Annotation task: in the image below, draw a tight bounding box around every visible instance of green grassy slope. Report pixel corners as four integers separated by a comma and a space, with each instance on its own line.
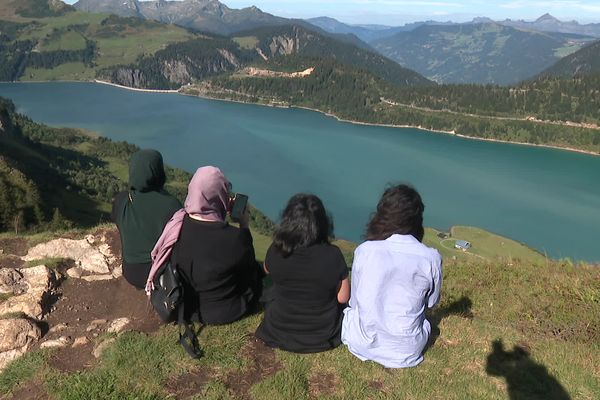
538, 39, 600, 78
1, 241, 597, 400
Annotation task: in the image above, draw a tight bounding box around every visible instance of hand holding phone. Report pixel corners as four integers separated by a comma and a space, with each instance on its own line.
230, 193, 249, 224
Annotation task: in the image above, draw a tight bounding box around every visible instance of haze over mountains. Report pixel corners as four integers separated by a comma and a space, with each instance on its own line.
70, 1, 600, 85
74, 0, 288, 35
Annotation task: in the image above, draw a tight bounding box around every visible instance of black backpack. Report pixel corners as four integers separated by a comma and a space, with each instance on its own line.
150, 254, 203, 359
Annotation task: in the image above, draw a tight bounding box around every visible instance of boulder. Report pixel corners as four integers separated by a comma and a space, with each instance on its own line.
0, 318, 42, 371
72, 336, 90, 347
22, 237, 114, 275
0, 292, 45, 319
86, 319, 108, 332
40, 336, 70, 349
0, 269, 26, 295
107, 318, 130, 334
0, 265, 56, 319
21, 265, 55, 293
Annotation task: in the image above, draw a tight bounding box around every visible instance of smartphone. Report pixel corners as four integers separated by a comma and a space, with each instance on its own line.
230, 193, 248, 222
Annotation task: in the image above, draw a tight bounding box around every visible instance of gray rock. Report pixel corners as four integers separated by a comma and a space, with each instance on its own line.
0, 265, 56, 319
0, 319, 42, 371
0, 269, 25, 295
72, 336, 90, 347
86, 319, 108, 332
107, 318, 130, 334
23, 236, 117, 276
40, 336, 70, 349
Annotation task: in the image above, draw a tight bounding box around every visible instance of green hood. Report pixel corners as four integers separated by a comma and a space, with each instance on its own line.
129, 149, 166, 192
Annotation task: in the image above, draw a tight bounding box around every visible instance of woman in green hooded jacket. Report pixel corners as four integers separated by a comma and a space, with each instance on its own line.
112, 149, 182, 289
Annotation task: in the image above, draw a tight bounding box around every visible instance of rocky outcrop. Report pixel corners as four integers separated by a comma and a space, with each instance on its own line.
162, 60, 191, 85
0, 231, 127, 372
0, 265, 57, 319
268, 35, 300, 56
112, 68, 148, 89
0, 318, 42, 371
216, 49, 240, 68
23, 234, 120, 280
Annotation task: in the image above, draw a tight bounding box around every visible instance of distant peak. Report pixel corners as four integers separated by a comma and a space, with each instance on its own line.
472, 17, 493, 23
536, 13, 559, 23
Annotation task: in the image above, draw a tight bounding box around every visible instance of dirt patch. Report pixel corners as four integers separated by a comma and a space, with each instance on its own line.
3, 380, 48, 400
309, 372, 339, 398
0, 238, 29, 257
47, 341, 96, 373
165, 367, 217, 399
225, 337, 282, 399
42, 276, 162, 372
0, 255, 25, 269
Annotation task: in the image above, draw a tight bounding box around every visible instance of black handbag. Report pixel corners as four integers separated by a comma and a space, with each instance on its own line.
150, 260, 182, 323
150, 249, 203, 359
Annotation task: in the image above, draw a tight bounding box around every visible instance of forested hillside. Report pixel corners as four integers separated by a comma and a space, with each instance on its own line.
538, 40, 600, 78
371, 22, 589, 84
192, 63, 600, 153
0, 97, 274, 234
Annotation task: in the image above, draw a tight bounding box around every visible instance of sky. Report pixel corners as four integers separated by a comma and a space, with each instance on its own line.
63, 0, 600, 25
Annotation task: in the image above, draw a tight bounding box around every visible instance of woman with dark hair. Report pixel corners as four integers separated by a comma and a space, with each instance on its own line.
147, 166, 263, 325
112, 149, 182, 289
341, 184, 442, 368
255, 194, 350, 353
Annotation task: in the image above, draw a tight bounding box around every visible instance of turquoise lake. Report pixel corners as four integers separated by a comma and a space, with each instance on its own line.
1, 82, 599, 261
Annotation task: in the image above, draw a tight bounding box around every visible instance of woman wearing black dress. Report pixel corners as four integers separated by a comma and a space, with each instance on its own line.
147, 166, 263, 325
255, 194, 350, 353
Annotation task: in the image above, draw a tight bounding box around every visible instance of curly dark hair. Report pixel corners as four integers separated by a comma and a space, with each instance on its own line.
365, 184, 425, 242
273, 193, 333, 257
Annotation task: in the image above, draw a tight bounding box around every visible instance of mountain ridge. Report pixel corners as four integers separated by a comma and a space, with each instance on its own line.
371, 22, 590, 84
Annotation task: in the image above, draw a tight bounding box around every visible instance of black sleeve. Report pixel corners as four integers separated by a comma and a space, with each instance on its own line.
239, 229, 265, 280
111, 191, 128, 223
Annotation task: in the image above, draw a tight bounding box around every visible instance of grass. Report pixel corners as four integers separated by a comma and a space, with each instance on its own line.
554, 44, 583, 58
12, 11, 195, 81
0, 235, 598, 399
24, 257, 66, 270
233, 36, 259, 50
423, 226, 547, 265
0, 350, 48, 395
21, 62, 96, 82
39, 30, 87, 52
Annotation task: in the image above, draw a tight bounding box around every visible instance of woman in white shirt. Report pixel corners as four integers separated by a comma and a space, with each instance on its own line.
341, 184, 442, 368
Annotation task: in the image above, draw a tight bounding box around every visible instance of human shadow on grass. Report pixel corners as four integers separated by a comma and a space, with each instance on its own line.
426, 295, 473, 350
486, 339, 571, 400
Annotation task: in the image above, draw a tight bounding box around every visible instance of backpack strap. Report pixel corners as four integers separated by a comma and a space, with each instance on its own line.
177, 300, 203, 359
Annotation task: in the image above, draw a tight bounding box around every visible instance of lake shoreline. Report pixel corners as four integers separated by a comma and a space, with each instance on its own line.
183, 90, 600, 157
3, 79, 598, 157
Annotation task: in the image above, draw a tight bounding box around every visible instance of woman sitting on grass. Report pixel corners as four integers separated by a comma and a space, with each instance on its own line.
147, 166, 263, 325
255, 194, 350, 353
341, 184, 442, 368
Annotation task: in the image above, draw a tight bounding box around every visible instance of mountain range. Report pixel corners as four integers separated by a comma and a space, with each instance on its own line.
307, 13, 600, 42
371, 22, 593, 85
74, 0, 285, 36
69, 1, 600, 85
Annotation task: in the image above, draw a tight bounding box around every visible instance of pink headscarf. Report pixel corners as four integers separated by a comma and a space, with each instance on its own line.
145, 166, 230, 294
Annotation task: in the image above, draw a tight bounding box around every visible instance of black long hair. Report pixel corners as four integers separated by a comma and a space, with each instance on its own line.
273, 193, 333, 257
365, 184, 425, 242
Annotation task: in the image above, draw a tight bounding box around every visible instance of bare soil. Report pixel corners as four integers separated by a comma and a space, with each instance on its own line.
225, 337, 282, 399
0, 238, 29, 257
165, 366, 217, 399
42, 276, 162, 372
